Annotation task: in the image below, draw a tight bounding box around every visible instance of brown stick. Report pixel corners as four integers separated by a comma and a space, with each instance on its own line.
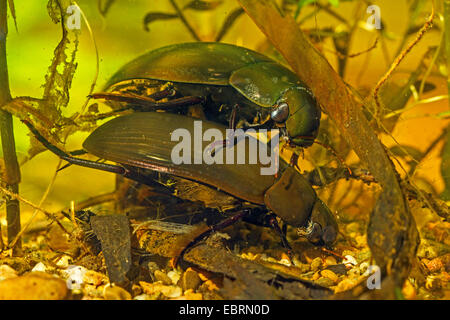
373, 7, 435, 120
237, 0, 419, 297
445, 0, 450, 105
0, 0, 21, 254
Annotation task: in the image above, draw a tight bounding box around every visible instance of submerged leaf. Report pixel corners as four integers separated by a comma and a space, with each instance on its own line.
42, 0, 79, 122
98, 0, 116, 16
47, 0, 62, 24
143, 12, 178, 32
215, 7, 245, 41
183, 0, 223, 11
7, 0, 17, 32
441, 128, 450, 201
389, 145, 423, 161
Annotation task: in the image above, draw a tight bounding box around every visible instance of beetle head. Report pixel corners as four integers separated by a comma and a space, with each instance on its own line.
298, 199, 338, 246
272, 86, 321, 147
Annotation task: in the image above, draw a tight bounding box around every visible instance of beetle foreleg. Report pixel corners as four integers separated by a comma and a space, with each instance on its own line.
207, 104, 241, 156
266, 214, 294, 264
133, 95, 206, 111
173, 209, 250, 267
242, 212, 294, 264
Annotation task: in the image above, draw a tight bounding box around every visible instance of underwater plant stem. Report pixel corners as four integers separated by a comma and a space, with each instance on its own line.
445, 0, 450, 102
238, 0, 420, 297
373, 6, 435, 120
0, 0, 22, 254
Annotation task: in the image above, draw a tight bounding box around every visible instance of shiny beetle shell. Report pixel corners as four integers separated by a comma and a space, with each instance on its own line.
83, 112, 337, 245
104, 42, 321, 147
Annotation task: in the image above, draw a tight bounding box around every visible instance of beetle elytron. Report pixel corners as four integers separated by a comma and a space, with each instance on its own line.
95, 42, 321, 148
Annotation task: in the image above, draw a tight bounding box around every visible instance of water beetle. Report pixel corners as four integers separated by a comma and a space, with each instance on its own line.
23, 112, 336, 264
95, 42, 321, 147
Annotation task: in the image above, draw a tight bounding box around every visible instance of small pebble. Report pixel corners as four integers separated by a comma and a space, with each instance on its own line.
103, 285, 132, 300
324, 256, 337, 266
311, 257, 323, 272
64, 265, 88, 291
183, 289, 203, 300
342, 250, 355, 257
242, 252, 259, 261
140, 281, 182, 298
83, 270, 107, 287
167, 270, 181, 285
56, 255, 71, 268
334, 278, 359, 293
202, 280, 219, 291
279, 258, 291, 266
402, 280, 416, 300
154, 270, 173, 285
320, 269, 339, 283
0, 272, 67, 300
147, 262, 159, 274
180, 269, 202, 291
0, 265, 17, 281
315, 277, 335, 287
425, 276, 442, 292
342, 255, 357, 267
348, 266, 361, 277
296, 263, 311, 273
31, 262, 47, 273
132, 284, 142, 297
424, 258, 444, 273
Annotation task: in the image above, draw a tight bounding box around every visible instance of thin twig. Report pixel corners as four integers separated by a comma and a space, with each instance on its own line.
0, 0, 21, 254
0, 185, 70, 236
444, 0, 450, 101
373, 6, 435, 120
419, 25, 443, 97
322, 38, 378, 60
8, 159, 63, 248
60, 191, 116, 212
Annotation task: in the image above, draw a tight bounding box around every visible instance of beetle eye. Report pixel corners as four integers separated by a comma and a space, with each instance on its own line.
271, 103, 289, 123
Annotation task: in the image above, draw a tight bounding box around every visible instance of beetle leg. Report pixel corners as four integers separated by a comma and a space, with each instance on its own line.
173, 209, 250, 267
228, 104, 239, 130
146, 87, 177, 101
266, 214, 294, 264
22, 120, 158, 186
207, 104, 241, 156
91, 92, 205, 112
